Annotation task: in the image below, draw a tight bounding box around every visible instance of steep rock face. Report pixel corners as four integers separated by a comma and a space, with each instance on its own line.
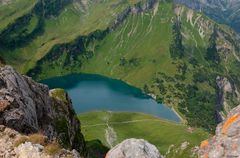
0, 66, 86, 156
216, 76, 240, 121
0, 66, 53, 134
174, 0, 240, 33
199, 104, 240, 158
106, 139, 163, 158
49, 89, 86, 155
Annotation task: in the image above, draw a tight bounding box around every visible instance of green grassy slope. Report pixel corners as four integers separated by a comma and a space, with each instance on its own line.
79, 111, 209, 158
0, 0, 142, 72
81, 2, 175, 86
24, 0, 240, 132
1, 0, 240, 132
0, 0, 36, 31
35, 1, 175, 84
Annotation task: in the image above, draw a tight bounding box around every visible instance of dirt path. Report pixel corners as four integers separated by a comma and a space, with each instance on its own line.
82, 112, 184, 147
104, 111, 117, 147
82, 118, 182, 128
105, 125, 117, 148
233, 50, 240, 62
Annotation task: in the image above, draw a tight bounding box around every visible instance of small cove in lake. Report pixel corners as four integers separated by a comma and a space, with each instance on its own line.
41, 74, 180, 122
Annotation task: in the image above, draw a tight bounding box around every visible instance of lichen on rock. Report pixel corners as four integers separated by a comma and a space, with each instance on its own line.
199, 104, 240, 158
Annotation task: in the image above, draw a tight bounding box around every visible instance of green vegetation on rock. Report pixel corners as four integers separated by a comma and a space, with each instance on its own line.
0, 0, 143, 72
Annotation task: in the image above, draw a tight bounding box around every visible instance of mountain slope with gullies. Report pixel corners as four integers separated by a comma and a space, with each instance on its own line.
174, 0, 240, 34
0, 0, 145, 72
23, 0, 240, 132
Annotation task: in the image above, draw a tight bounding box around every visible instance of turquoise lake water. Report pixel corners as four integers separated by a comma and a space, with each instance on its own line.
41, 74, 180, 122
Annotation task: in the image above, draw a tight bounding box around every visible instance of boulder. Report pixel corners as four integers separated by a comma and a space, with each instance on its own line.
106, 138, 163, 158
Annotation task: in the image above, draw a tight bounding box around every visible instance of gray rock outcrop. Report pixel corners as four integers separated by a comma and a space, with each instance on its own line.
0, 66, 87, 157
174, 0, 240, 33
106, 138, 163, 158
0, 66, 53, 135
216, 76, 240, 122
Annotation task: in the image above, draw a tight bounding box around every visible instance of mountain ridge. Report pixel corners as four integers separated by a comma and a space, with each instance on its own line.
174, 0, 240, 34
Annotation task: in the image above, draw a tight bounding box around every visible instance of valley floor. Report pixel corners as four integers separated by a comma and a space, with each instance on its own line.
79, 111, 209, 158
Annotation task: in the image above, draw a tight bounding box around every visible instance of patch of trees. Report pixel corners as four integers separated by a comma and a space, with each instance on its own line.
155, 78, 166, 94
152, 71, 218, 132
229, 73, 240, 90
178, 85, 217, 132
193, 69, 209, 83
0, 1, 47, 50
176, 62, 187, 80
143, 84, 150, 94
169, 19, 184, 59
0, 0, 72, 50
119, 57, 140, 67
34, 0, 73, 18
0, 13, 44, 49
0, 56, 6, 65
205, 27, 220, 63
189, 57, 198, 67
27, 29, 110, 78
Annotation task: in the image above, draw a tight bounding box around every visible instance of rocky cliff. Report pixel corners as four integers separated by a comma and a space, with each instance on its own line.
199, 104, 240, 158
0, 66, 87, 157
216, 76, 240, 122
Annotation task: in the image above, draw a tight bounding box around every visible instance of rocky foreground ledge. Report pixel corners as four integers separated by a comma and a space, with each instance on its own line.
0, 66, 87, 157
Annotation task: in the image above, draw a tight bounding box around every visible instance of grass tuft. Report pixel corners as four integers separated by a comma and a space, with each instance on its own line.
14, 136, 29, 147
28, 133, 47, 146
44, 142, 61, 155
